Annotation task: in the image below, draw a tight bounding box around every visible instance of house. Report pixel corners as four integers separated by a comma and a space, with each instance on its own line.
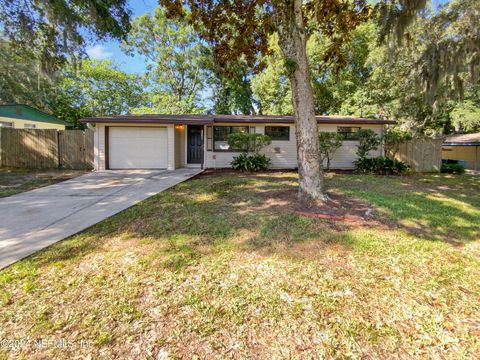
0, 104, 67, 130
80, 114, 395, 170
442, 133, 480, 171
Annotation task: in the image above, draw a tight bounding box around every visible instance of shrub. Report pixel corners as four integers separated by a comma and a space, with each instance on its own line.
227, 132, 271, 153
231, 153, 271, 171
318, 132, 343, 170
228, 132, 272, 171
356, 129, 380, 159
354, 156, 410, 175
441, 163, 465, 174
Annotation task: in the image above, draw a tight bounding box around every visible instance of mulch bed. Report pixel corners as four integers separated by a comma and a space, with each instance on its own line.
260, 189, 374, 223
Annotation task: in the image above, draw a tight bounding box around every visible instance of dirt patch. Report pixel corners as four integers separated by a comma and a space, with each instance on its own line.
260, 189, 374, 223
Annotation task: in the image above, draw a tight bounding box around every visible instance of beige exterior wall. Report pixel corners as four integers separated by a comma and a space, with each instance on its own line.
442, 145, 480, 170
0, 116, 65, 130
204, 123, 384, 169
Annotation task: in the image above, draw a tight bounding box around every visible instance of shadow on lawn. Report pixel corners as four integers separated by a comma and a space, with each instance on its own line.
19, 172, 480, 272
23, 174, 352, 271
327, 174, 480, 244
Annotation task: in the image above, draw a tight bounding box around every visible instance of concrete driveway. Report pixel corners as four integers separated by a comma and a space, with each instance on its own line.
0, 168, 202, 269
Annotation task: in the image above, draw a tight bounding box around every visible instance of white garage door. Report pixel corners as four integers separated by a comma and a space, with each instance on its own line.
109, 127, 168, 169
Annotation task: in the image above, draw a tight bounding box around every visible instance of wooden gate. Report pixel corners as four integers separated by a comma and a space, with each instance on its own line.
58, 129, 94, 169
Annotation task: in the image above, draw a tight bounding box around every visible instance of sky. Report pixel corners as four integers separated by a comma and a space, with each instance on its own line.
85, 0, 158, 74
86, 0, 451, 75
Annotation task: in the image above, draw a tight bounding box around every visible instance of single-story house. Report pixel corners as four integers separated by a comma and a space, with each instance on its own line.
80, 114, 395, 171
442, 133, 480, 171
0, 104, 68, 130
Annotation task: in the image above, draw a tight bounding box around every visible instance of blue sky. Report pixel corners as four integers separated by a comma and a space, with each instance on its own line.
85, 0, 158, 74
86, 0, 451, 74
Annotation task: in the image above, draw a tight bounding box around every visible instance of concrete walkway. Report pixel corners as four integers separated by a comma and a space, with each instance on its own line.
0, 168, 202, 269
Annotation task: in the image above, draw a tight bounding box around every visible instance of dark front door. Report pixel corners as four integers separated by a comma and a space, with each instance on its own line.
187, 125, 203, 164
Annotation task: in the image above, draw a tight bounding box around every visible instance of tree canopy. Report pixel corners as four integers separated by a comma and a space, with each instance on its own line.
0, 0, 131, 72
122, 7, 208, 114
53, 60, 146, 128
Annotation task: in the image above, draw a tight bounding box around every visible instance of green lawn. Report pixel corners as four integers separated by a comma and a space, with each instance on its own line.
0, 169, 86, 198
1, 172, 479, 358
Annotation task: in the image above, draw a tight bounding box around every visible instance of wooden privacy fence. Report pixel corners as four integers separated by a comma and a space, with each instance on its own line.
386, 138, 443, 172
0, 128, 94, 169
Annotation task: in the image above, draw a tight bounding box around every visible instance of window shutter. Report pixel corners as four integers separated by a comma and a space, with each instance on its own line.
249, 126, 256, 134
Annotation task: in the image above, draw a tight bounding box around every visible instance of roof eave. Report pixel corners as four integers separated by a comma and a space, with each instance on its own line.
79, 117, 214, 125
80, 116, 395, 126
444, 142, 480, 146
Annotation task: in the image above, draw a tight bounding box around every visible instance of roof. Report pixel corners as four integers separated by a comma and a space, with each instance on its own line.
0, 104, 68, 126
80, 114, 395, 125
444, 133, 480, 146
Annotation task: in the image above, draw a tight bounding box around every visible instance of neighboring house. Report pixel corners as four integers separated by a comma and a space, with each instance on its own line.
0, 104, 67, 130
80, 114, 395, 170
442, 133, 480, 171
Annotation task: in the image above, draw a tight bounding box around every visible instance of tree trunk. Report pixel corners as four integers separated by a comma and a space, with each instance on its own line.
274, 0, 326, 202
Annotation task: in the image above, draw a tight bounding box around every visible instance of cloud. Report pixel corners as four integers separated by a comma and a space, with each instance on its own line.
86, 45, 113, 60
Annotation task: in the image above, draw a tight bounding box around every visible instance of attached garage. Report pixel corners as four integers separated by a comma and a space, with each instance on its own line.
108, 127, 168, 169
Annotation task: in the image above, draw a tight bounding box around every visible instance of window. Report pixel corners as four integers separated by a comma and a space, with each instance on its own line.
337, 127, 360, 140
265, 126, 290, 141
24, 123, 36, 129
0, 121, 13, 128
213, 126, 249, 151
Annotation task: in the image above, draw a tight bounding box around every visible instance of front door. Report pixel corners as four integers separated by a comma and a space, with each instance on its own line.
187, 125, 203, 164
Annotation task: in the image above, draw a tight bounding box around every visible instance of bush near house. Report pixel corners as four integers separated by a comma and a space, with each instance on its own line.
228, 132, 271, 171
441, 163, 465, 174
356, 129, 381, 160
353, 129, 410, 175
318, 132, 343, 170
355, 156, 410, 175
231, 153, 271, 171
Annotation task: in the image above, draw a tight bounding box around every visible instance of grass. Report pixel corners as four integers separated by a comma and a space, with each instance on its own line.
0, 169, 86, 198
0, 172, 479, 359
